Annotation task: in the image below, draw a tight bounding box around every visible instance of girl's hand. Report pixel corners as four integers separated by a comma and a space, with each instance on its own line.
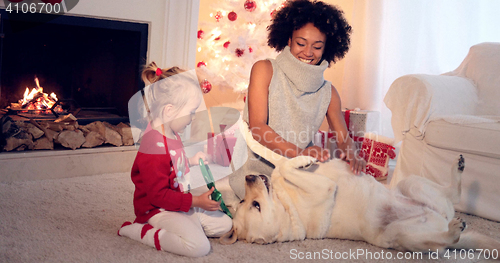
188, 151, 208, 166
191, 187, 220, 211
340, 152, 366, 175
300, 146, 330, 162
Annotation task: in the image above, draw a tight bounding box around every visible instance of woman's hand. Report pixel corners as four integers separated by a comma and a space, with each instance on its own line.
191, 187, 220, 211
340, 151, 366, 175
188, 151, 208, 166
300, 145, 330, 162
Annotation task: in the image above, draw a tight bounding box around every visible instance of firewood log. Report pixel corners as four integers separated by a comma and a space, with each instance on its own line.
34, 136, 54, 150
42, 121, 64, 132
82, 131, 105, 148
4, 131, 33, 151
26, 123, 44, 140
21, 92, 44, 109
29, 119, 52, 142
106, 122, 133, 146
2, 116, 21, 138
96, 121, 122, 147
119, 125, 134, 146
55, 130, 85, 150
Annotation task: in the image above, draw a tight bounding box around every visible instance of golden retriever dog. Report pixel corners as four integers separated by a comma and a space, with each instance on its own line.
221, 122, 500, 253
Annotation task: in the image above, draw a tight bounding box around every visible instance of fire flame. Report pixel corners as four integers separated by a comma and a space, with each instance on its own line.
18, 77, 62, 113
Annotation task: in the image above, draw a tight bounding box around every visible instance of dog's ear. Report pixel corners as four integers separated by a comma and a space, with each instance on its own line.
220, 226, 238, 245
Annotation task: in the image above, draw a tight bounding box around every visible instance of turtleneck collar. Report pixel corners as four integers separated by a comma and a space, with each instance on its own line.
274, 46, 329, 97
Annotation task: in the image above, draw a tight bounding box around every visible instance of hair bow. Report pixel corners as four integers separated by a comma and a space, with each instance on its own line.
155, 68, 162, 76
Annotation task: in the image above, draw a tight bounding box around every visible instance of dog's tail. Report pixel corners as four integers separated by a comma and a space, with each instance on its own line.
239, 121, 287, 167
448, 231, 500, 252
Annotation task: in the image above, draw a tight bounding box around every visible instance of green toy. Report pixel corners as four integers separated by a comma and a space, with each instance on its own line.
199, 158, 232, 219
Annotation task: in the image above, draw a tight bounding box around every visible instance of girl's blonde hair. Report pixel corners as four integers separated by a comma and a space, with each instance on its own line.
141, 62, 185, 85
140, 62, 202, 123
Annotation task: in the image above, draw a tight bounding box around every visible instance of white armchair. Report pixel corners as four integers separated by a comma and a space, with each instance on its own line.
385, 42, 500, 222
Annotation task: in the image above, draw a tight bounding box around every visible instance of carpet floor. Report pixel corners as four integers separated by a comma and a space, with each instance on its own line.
1, 172, 499, 263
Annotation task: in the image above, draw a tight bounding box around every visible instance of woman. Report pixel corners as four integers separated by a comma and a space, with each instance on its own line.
229, 0, 365, 199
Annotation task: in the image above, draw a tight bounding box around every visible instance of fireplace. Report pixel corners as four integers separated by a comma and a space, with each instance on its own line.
0, 0, 202, 181
0, 9, 149, 124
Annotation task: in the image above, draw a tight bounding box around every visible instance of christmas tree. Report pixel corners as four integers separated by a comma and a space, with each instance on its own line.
197, 0, 286, 94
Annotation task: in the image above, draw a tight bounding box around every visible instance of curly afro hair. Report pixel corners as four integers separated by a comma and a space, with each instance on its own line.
267, 0, 352, 65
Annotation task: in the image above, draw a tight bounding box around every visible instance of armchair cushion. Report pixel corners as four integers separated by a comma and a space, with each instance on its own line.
425, 116, 500, 159
384, 74, 478, 142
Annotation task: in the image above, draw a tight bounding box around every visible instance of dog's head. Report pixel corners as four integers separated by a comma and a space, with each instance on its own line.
220, 174, 283, 245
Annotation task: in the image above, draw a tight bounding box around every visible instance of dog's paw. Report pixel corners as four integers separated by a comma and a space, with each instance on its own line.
450, 217, 467, 232
457, 155, 465, 172
448, 217, 467, 243
290, 156, 317, 169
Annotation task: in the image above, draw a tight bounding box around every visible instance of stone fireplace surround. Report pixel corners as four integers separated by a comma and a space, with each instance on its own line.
0, 0, 201, 182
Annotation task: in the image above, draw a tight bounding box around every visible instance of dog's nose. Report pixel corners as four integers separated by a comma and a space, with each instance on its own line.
245, 175, 257, 183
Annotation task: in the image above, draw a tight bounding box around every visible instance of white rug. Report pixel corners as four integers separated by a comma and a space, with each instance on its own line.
1, 172, 499, 263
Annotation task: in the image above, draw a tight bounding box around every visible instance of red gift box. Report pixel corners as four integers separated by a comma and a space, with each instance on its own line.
359, 134, 396, 181
342, 108, 380, 148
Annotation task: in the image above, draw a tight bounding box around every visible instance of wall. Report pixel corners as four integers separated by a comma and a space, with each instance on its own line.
322, 0, 354, 97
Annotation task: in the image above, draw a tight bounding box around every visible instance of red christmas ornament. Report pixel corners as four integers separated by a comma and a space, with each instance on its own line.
228, 11, 238, 21
223, 41, 230, 48
214, 36, 221, 41
197, 30, 205, 39
243, 95, 247, 102
214, 11, 223, 22
201, 79, 212, 94
248, 46, 253, 53
197, 61, 206, 68
244, 0, 257, 12
235, 48, 245, 57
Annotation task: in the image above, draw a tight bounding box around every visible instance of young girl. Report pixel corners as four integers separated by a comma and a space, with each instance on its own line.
119, 62, 232, 257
